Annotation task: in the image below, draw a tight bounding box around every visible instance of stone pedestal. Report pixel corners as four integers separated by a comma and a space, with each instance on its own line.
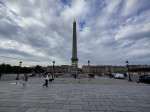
70, 66, 78, 74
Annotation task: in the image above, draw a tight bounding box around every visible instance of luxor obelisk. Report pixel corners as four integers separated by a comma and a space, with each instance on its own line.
71, 19, 78, 73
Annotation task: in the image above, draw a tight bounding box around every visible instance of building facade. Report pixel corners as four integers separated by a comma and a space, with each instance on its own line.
82, 65, 127, 74
46, 64, 150, 75
47, 65, 69, 73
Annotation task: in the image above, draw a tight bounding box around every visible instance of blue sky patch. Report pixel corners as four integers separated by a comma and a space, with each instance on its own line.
61, 0, 71, 6
79, 20, 86, 31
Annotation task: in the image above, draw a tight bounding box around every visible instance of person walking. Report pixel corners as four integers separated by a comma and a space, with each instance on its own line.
23, 74, 28, 86
0, 73, 2, 79
43, 74, 49, 88
49, 73, 53, 82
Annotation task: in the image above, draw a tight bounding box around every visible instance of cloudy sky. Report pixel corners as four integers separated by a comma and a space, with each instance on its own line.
0, 0, 150, 67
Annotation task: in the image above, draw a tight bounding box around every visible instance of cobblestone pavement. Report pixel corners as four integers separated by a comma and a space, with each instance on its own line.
0, 76, 150, 112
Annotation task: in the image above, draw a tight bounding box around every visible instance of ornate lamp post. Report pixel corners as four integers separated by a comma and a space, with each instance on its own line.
88, 60, 90, 66
126, 60, 132, 81
109, 66, 111, 74
52, 61, 55, 79
15, 61, 22, 80
88, 60, 91, 74
2, 63, 5, 76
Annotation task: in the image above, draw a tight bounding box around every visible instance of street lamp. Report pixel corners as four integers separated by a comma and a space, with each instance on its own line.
88, 60, 90, 66
52, 61, 55, 79
109, 66, 111, 74
88, 60, 91, 74
15, 61, 22, 80
126, 60, 132, 81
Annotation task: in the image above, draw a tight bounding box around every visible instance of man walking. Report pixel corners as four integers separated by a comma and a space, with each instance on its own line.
43, 74, 49, 88
0, 73, 2, 79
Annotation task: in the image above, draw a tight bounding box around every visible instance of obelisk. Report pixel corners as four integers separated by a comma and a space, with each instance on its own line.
71, 19, 78, 73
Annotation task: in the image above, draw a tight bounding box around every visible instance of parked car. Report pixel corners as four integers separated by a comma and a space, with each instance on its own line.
105, 73, 114, 78
123, 73, 127, 77
28, 73, 36, 77
114, 73, 124, 79
96, 73, 105, 77
139, 75, 150, 84
97, 73, 103, 76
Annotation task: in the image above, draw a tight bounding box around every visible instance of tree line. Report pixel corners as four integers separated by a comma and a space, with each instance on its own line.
0, 63, 45, 74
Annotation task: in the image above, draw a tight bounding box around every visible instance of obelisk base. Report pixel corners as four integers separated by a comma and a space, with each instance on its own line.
70, 66, 78, 74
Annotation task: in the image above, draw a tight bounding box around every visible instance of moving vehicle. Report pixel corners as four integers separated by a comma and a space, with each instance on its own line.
28, 70, 37, 77
139, 75, 150, 84
104, 73, 114, 78
114, 73, 124, 79
28, 73, 36, 77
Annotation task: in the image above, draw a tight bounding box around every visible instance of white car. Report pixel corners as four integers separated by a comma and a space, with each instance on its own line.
114, 73, 124, 79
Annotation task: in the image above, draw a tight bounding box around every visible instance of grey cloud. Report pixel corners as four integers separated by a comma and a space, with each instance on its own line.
0, 47, 50, 62
127, 31, 150, 41
0, 20, 19, 37
27, 37, 50, 48
0, 48, 34, 59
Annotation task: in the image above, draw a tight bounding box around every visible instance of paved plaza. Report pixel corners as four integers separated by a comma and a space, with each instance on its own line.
0, 75, 150, 112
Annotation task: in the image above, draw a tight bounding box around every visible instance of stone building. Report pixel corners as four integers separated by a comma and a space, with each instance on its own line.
45, 64, 149, 75
47, 65, 69, 73
82, 65, 127, 74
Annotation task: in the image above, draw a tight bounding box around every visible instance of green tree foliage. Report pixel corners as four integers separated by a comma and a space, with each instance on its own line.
34, 65, 44, 73
0, 63, 45, 74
